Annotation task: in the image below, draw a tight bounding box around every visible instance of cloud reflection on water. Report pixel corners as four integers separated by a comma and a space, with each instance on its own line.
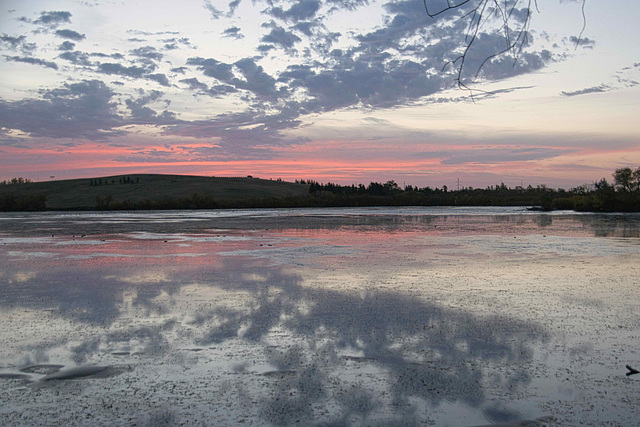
0, 245, 546, 424
1, 208, 639, 425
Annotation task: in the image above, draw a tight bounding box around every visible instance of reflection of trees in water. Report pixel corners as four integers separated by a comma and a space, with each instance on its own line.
195, 261, 546, 424
574, 214, 640, 238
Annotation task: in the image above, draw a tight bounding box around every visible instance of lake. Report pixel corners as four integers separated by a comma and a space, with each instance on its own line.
1, 207, 639, 426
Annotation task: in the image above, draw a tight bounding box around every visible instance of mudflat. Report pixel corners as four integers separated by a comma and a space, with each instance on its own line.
1, 207, 639, 425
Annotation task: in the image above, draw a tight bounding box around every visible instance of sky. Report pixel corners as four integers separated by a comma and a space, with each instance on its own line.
0, 0, 639, 189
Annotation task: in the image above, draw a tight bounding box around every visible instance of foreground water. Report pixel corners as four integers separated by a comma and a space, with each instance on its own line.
0, 207, 639, 426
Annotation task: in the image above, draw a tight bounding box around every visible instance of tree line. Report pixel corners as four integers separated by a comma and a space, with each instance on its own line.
1, 167, 639, 212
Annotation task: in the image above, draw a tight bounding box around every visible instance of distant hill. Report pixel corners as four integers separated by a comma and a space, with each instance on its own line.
0, 174, 310, 210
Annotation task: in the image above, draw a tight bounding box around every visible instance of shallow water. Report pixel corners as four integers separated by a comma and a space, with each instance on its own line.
0, 207, 639, 426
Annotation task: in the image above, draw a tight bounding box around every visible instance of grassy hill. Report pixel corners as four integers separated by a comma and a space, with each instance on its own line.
0, 174, 310, 210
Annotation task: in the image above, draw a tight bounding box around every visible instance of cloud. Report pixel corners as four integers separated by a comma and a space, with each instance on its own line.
33, 11, 72, 27
161, 37, 192, 50
55, 29, 86, 41
260, 23, 302, 50
58, 50, 91, 66
222, 26, 244, 39
180, 77, 209, 91
227, 0, 242, 16
232, 57, 282, 100
560, 84, 611, 97
268, 0, 321, 22
147, 73, 171, 87
186, 57, 234, 81
125, 90, 176, 123
0, 80, 122, 140
0, 0, 583, 166
98, 63, 147, 78
436, 147, 573, 165
58, 41, 75, 51
568, 35, 596, 49
130, 46, 163, 61
0, 34, 36, 53
4, 55, 58, 70
204, 0, 223, 19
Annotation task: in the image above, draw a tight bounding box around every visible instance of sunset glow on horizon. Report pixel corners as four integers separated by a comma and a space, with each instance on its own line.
1, 0, 639, 189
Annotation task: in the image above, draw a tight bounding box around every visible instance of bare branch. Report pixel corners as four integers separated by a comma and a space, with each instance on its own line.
423, 0, 544, 95
575, 0, 587, 50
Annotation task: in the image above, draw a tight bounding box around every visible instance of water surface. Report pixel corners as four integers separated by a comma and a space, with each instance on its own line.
1, 207, 639, 426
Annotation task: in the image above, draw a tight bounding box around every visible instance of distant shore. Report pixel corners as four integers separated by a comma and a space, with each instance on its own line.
1, 173, 639, 213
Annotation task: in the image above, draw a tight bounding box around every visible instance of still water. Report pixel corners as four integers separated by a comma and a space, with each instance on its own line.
0, 207, 639, 426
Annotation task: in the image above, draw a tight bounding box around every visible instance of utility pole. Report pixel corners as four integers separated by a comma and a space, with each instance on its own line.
457, 178, 460, 191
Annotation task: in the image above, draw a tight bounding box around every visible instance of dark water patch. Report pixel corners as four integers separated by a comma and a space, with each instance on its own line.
0, 373, 32, 381
261, 369, 297, 376
20, 364, 65, 375
342, 355, 376, 362
473, 415, 557, 426
40, 365, 131, 381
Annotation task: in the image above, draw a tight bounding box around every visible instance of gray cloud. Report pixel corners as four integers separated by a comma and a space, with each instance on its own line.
98, 63, 147, 78
163, 109, 308, 160
228, 0, 242, 16
568, 35, 595, 49
0, 80, 121, 140
436, 147, 573, 165
260, 23, 302, 49
180, 77, 209, 91
58, 41, 75, 51
1, 34, 26, 50
204, 0, 223, 19
130, 46, 163, 61
0, 34, 36, 53
187, 57, 234, 81
147, 73, 171, 87
58, 50, 91, 66
232, 57, 282, 100
268, 0, 321, 22
125, 90, 176, 122
4, 55, 58, 70
55, 29, 86, 41
162, 37, 192, 50
222, 26, 244, 39
90, 52, 124, 60
560, 84, 610, 97
33, 11, 72, 27
0, 0, 575, 162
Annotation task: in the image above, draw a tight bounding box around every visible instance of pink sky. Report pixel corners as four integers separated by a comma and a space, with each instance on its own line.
1, 0, 639, 189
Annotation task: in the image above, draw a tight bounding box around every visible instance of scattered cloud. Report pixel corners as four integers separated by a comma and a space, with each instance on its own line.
222, 26, 244, 39
560, 84, 611, 97
267, 0, 321, 22
204, 0, 223, 19
260, 23, 302, 50
130, 46, 163, 61
55, 29, 86, 41
4, 55, 58, 70
58, 40, 75, 51
0, 80, 121, 139
438, 147, 573, 165
98, 63, 147, 78
58, 50, 91, 65
568, 35, 596, 49
147, 73, 171, 87
33, 11, 72, 27
0, 33, 36, 53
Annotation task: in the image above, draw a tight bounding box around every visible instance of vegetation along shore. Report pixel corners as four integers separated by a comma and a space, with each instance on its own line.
1, 167, 639, 212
